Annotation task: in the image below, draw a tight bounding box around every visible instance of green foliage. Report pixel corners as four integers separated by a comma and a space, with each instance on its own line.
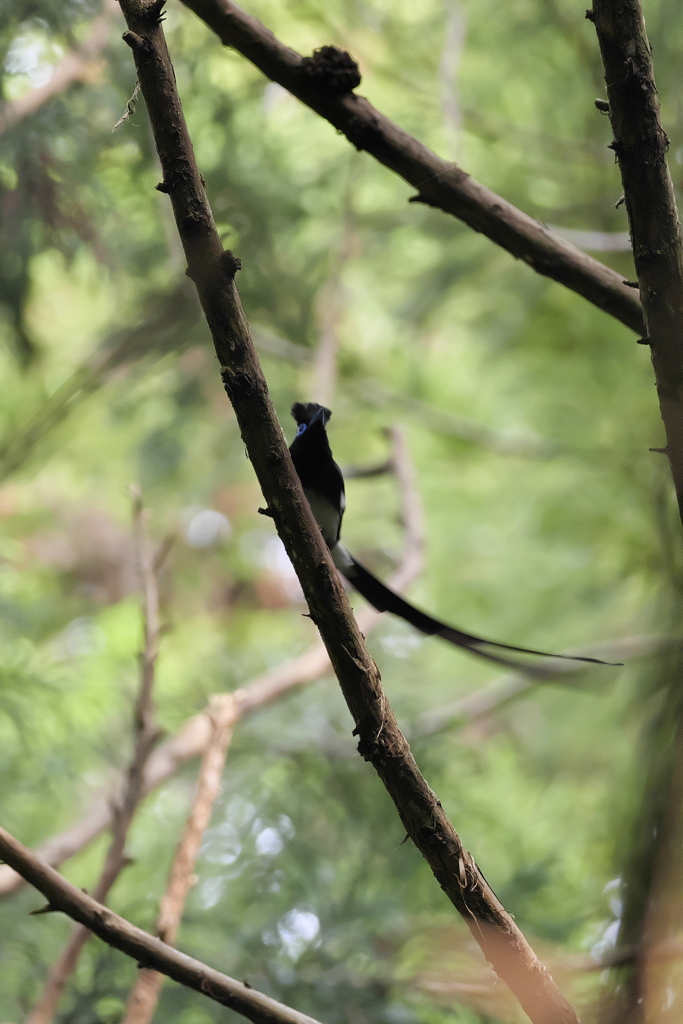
1, 0, 682, 1021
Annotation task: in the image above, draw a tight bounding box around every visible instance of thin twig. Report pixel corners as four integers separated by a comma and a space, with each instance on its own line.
24, 492, 164, 1024
257, 322, 559, 456
0, 0, 118, 137
343, 458, 393, 479
0, 826, 325, 1024
122, 694, 237, 1023
179, 0, 644, 335
131, 488, 162, 743
116, 7, 580, 1021
384, 426, 425, 588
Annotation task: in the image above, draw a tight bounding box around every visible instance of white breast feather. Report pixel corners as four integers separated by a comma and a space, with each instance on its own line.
304, 489, 342, 547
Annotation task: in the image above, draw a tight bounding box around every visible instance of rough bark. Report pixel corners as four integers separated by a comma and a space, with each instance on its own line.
113, 5, 579, 1022
591, 0, 683, 520
180, 0, 643, 335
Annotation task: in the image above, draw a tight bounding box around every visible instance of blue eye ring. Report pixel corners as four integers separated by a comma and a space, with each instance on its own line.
296, 422, 307, 436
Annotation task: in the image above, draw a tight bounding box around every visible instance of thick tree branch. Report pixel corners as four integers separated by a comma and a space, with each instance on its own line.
591, 0, 683, 521
0, 0, 117, 137
180, 0, 643, 335
115, 6, 579, 1022
0, 826, 324, 1024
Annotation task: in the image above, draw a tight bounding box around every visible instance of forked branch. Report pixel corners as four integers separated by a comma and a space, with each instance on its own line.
180, 0, 643, 335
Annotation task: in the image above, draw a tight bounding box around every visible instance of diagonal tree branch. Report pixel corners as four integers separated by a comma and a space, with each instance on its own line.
591, 0, 683, 523
0, 826, 325, 1024
179, 0, 644, 335
115, 5, 579, 1022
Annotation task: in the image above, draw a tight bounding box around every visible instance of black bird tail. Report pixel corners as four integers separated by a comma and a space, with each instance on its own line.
332, 545, 621, 676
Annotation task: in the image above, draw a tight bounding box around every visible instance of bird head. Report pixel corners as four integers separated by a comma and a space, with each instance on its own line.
291, 402, 332, 437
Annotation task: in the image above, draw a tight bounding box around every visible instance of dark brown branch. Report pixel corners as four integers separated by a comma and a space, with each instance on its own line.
591, 0, 683, 521
0, 826, 324, 1024
180, 0, 643, 335
25, 493, 164, 1024
115, 7, 579, 1023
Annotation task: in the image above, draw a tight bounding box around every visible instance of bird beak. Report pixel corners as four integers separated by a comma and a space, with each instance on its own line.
309, 407, 327, 427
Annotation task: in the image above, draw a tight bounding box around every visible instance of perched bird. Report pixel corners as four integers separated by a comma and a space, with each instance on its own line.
289, 401, 617, 674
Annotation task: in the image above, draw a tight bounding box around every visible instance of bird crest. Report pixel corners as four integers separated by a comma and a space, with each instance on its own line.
291, 402, 332, 427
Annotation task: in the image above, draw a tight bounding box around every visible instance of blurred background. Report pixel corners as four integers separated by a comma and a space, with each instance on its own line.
1, 0, 683, 1021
